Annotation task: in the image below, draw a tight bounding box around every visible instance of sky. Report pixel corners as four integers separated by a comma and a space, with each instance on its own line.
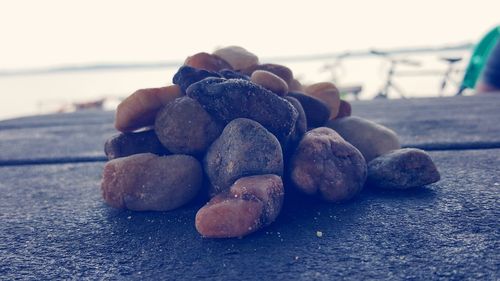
1, 0, 499, 70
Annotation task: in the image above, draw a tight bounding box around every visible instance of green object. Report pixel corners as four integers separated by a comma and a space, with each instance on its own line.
460, 25, 500, 91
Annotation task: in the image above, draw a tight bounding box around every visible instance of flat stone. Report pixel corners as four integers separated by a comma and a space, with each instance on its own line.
187, 78, 298, 140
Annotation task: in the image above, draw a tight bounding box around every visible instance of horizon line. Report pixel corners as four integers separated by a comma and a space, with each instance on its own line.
0, 42, 474, 77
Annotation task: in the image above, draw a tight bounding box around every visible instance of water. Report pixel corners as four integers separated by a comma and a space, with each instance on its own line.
0, 51, 470, 121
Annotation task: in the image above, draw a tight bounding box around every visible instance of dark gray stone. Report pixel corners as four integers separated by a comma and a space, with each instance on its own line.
367, 148, 440, 189
287, 91, 330, 128
204, 118, 283, 195
187, 78, 298, 140
104, 130, 169, 160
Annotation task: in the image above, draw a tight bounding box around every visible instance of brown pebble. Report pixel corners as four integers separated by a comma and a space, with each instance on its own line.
336, 100, 352, 119
290, 127, 367, 202
251, 70, 289, 96
101, 153, 202, 211
289, 78, 304, 92
154, 96, 223, 155
305, 82, 340, 119
184, 52, 232, 72
305, 82, 337, 95
367, 148, 440, 189
195, 174, 284, 238
115, 85, 183, 132
326, 116, 401, 162
213, 46, 259, 70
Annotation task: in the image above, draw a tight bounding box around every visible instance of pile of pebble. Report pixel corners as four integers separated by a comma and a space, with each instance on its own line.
101, 46, 440, 238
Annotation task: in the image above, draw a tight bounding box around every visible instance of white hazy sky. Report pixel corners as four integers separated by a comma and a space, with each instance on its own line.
0, 0, 499, 69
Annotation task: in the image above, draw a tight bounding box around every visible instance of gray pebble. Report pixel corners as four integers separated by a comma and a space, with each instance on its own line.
204, 118, 283, 195
367, 148, 440, 189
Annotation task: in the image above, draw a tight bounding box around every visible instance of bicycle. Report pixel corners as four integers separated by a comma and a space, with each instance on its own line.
371, 50, 421, 99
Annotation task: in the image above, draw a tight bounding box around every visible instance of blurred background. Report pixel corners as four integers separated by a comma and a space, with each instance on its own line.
0, 0, 499, 121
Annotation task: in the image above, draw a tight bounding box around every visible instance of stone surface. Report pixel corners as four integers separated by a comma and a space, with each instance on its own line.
115, 85, 183, 132
1, 149, 498, 280
104, 130, 169, 160
172, 66, 221, 93
101, 153, 202, 211
288, 92, 330, 128
367, 148, 440, 189
204, 118, 283, 195
187, 78, 298, 140
326, 116, 401, 162
213, 46, 259, 70
196, 174, 284, 238
290, 127, 367, 202
250, 70, 288, 96
154, 96, 223, 155
184, 52, 233, 72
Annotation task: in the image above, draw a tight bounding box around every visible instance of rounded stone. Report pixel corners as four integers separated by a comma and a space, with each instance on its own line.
101, 153, 203, 211
326, 116, 401, 162
289, 78, 304, 92
104, 130, 169, 160
290, 127, 367, 202
154, 96, 224, 155
204, 118, 283, 194
367, 148, 440, 189
243, 63, 294, 85
184, 52, 233, 72
287, 91, 330, 128
213, 46, 259, 70
115, 85, 183, 132
251, 70, 289, 96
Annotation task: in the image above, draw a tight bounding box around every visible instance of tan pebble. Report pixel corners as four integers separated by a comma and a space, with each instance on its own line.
251, 70, 289, 96
213, 46, 259, 70
336, 100, 352, 119
304, 82, 337, 95
243, 63, 294, 85
184, 52, 232, 71
289, 78, 304, 92
115, 85, 183, 132
305, 82, 340, 119
326, 116, 401, 162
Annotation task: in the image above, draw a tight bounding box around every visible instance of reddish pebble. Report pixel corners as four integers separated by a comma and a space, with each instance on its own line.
196, 174, 284, 238
336, 100, 352, 118
184, 52, 232, 72
115, 85, 183, 132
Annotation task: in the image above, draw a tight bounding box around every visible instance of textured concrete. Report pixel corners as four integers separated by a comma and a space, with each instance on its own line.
1, 149, 498, 280
1, 95, 499, 163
